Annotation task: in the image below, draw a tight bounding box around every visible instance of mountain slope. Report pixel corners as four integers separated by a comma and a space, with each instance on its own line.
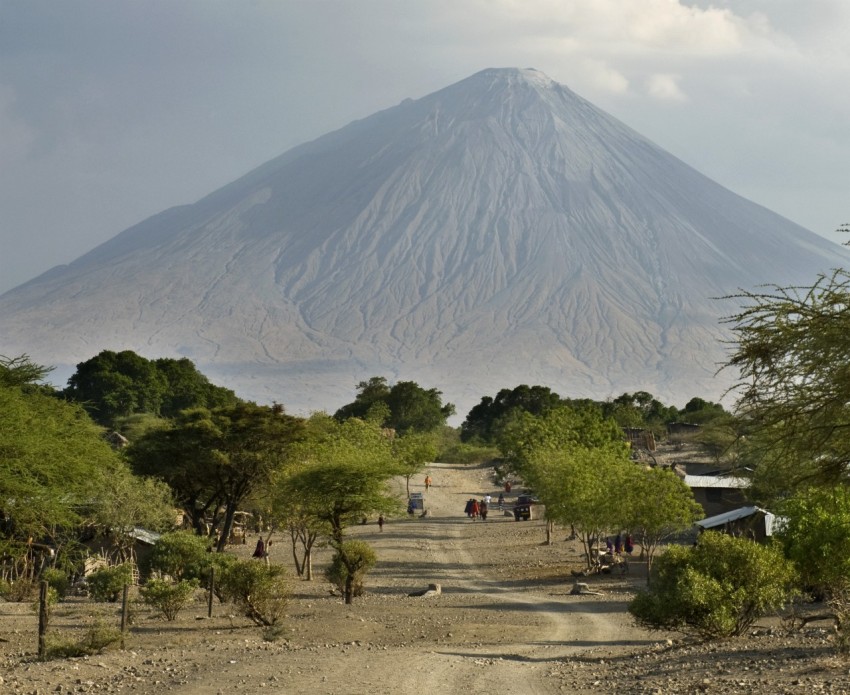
2, 68, 847, 415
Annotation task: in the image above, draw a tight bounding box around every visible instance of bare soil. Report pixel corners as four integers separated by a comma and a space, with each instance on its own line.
2, 461, 849, 694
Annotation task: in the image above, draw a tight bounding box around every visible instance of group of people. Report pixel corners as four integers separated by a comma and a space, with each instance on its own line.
464, 497, 490, 521
604, 532, 634, 556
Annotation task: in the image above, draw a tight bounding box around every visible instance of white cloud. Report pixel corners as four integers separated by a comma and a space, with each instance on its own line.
578, 59, 630, 94
646, 73, 687, 101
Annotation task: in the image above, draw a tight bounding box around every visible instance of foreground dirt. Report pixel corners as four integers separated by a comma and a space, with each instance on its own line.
2, 461, 849, 694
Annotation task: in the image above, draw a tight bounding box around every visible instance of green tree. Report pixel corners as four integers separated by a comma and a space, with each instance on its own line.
394, 432, 437, 498
776, 487, 850, 600
497, 404, 624, 478
602, 391, 678, 433
280, 416, 402, 544
145, 531, 213, 581
218, 560, 288, 626
0, 354, 54, 390
461, 384, 567, 444
334, 377, 454, 434
724, 267, 850, 490
527, 446, 630, 563
622, 467, 703, 580
140, 578, 198, 621
153, 357, 239, 417
629, 532, 797, 638
64, 350, 168, 424
128, 402, 304, 550
325, 540, 377, 604
0, 385, 122, 576
64, 350, 240, 426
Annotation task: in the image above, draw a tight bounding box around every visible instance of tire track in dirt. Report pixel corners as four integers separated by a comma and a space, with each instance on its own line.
393, 462, 633, 694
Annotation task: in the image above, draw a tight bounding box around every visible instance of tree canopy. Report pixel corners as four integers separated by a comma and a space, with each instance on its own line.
724, 267, 850, 492
128, 402, 303, 550
334, 376, 455, 434
460, 384, 568, 443
0, 366, 174, 574
64, 350, 239, 425
276, 415, 403, 544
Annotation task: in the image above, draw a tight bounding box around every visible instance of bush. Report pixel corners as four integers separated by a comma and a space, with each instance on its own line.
41, 568, 70, 598
145, 531, 212, 581
629, 532, 797, 638
437, 442, 499, 465
0, 577, 38, 602
218, 560, 288, 626
325, 540, 377, 604
43, 619, 122, 659
140, 578, 198, 621
87, 564, 133, 602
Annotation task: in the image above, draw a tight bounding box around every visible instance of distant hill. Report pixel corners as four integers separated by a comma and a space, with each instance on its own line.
2, 67, 848, 417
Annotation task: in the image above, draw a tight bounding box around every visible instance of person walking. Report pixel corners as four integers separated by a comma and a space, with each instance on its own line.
378, 514, 385, 532
498, 492, 504, 510
471, 498, 480, 521
480, 500, 488, 521
424, 475, 432, 491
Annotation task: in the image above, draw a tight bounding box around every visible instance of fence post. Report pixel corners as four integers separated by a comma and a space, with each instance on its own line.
38, 580, 49, 660
120, 583, 130, 650
208, 566, 215, 618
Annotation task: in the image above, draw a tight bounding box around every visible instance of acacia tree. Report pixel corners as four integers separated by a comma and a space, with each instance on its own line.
621, 467, 703, 581
724, 265, 850, 492
528, 446, 631, 565
394, 432, 437, 498
0, 368, 173, 578
502, 405, 628, 547
280, 417, 403, 545
129, 402, 304, 550
271, 417, 402, 600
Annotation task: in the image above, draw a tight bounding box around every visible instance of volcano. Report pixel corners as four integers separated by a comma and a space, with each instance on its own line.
2, 68, 847, 416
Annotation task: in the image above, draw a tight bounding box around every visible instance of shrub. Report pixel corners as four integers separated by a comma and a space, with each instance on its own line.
325, 540, 377, 604
87, 564, 133, 602
145, 531, 211, 581
629, 532, 797, 638
218, 560, 288, 626
437, 442, 499, 465
140, 578, 198, 621
776, 487, 850, 601
0, 577, 38, 602
44, 619, 122, 659
41, 568, 70, 598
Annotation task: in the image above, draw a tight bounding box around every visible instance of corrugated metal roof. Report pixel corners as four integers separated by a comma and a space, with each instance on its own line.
696, 506, 780, 536
683, 474, 750, 489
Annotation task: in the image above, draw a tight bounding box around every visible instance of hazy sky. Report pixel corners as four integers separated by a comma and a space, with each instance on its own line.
1, 1, 848, 294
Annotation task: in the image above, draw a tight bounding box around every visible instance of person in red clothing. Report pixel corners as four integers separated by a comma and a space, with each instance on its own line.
470, 499, 480, 521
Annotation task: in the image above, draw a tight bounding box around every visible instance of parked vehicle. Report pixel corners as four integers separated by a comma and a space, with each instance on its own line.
513, 495, 538, 521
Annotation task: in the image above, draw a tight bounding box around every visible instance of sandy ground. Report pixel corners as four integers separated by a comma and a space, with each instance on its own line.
2, 461, 849, 694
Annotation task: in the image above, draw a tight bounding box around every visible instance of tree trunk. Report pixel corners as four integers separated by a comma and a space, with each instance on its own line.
545, 519, 554, 545
289, 527, 304, 576
344, 575, 353, 605
216, 502, 237, 552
